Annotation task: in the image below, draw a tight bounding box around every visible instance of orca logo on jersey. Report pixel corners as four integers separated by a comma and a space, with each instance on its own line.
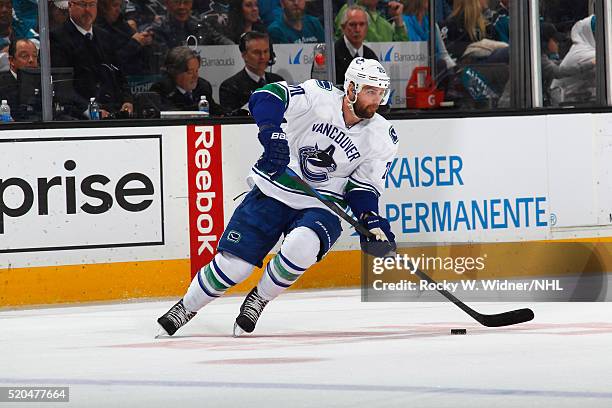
299, 144, 337, 182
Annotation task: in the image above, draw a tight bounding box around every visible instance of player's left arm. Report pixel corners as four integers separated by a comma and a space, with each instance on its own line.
248, 83, 291, 179
248, 81, 311, 179
345, 125, 399, 256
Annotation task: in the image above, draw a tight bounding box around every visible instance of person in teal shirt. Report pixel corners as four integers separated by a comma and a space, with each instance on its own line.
268, 0, 324, 43
335, 0, 408, 42
402, 0, 455, 69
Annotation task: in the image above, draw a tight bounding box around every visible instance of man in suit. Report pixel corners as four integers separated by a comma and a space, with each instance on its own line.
50, 0, 133, 118
150, 45, 225, 115
334, 5, 378, 85
219, 31, 283, 114
0, 38, 38, 119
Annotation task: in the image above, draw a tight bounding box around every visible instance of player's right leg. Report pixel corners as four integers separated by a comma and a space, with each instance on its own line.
233, 207, 342, 336
157, 250, 257, 336
156, 186, 289, 336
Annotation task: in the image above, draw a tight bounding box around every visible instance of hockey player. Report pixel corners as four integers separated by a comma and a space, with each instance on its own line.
157, 57, 399, 337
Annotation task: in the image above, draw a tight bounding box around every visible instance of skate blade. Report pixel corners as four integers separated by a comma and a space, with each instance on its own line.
233, 322, 246, 338
155, 324, 170, 339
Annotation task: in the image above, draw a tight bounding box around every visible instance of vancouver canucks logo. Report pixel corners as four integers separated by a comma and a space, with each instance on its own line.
299, 144, 337, 182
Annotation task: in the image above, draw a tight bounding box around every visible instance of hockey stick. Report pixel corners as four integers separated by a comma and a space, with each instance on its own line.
285, 169, 534, 327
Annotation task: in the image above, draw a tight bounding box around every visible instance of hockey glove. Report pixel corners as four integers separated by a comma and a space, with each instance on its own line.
359, 212, 396, 258
256, 125, 290, 180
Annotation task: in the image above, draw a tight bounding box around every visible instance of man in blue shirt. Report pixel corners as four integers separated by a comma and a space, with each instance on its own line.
268, 0, 323, 43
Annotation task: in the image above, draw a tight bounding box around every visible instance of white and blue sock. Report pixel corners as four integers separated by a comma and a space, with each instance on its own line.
183, 252, 254, 312
257, 227, 320, 300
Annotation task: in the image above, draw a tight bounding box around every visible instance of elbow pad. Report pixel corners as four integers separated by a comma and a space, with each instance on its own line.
249, 89, 286, 128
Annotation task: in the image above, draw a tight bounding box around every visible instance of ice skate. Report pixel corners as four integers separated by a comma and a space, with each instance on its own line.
233, 287, 269, 337
156, 299, 197, 337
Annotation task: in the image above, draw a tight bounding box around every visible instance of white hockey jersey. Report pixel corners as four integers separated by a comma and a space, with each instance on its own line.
248, 79, 399, 213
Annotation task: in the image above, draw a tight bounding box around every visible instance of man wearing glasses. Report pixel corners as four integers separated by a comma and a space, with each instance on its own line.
50, 0, 133, 119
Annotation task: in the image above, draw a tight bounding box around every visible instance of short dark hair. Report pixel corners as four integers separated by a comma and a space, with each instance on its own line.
164, 46, 201, 78
239, 30, 269, 53
8, 38, 35, 58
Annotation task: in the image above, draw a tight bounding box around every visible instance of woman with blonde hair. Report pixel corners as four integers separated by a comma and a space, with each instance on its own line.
440, 0, 494, 61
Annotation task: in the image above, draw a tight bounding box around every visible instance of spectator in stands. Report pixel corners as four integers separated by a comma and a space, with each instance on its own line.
258, 0, 281, 26
0, 38, 38, 117
222, 0, 267, 44
435, 0, 452, 23
152, 0, 233, 49
123, 0, 160, 30
0, 0, 14, 50
489, 0, 509, 43
50, 0, 134, 118
150, 45, 225, 114
6, 37, 37, 72
550, 15, 597, 105
0, 0, 14, 72
334, 5, 377, 85
440, 0, 497, 61
495, 0, 508, 16
96, 0, 159, 74
403, 0, 455, 70
480, 0, 495, 23
12, 0, 38, 40
540, 22, 593, 106
49, 0, 70, 31
268, 0, 324, 44
335, 0, 407, 42
219, 31, 282, 113
404, 0, 435, 42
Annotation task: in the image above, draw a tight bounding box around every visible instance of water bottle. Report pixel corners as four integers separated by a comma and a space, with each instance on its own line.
198, 95, 209, 117
0, 99, 12, 122
89, 97, 100, 120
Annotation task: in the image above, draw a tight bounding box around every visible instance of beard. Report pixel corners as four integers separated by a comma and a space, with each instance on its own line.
353, 99, 377, 119
286, 9, 304, 22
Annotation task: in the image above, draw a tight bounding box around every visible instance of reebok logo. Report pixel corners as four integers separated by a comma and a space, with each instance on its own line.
192, 128, 218, 256
187, 125, 225, 277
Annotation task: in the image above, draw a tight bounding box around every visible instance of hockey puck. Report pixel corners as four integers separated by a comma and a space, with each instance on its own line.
450, 328, 467, 335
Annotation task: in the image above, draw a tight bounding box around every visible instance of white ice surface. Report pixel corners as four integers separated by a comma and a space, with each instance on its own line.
1, 289, 612, 407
